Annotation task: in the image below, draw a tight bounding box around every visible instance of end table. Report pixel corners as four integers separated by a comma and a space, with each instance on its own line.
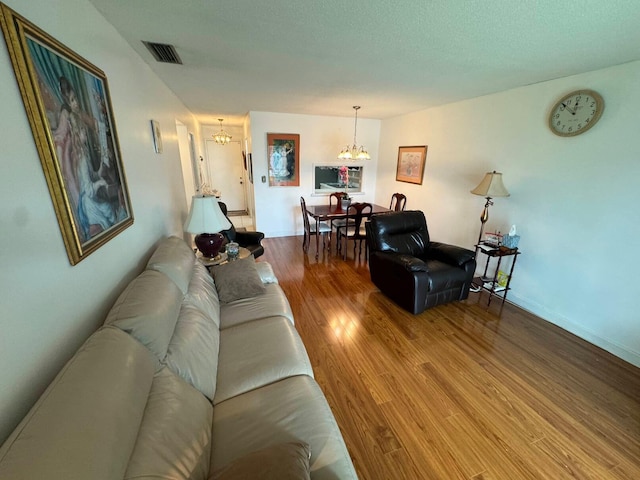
196, 247, 251, 268
472, 244, 521, 306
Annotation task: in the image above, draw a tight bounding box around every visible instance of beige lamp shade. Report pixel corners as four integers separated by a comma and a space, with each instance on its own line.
184, 195, 231, 234
471, 171, 510, 198
470, 171, 510, 246
184, 195, 232, 258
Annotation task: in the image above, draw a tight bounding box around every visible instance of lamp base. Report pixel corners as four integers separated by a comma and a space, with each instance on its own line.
194, 232, 225, 258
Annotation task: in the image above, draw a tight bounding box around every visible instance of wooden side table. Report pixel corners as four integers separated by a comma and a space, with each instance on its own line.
472, 244, 521, 306
196, 247, 251, 268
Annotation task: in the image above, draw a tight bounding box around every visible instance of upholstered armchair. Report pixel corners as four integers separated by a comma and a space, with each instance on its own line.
366, 210, 476, 314
218, 202, 265, 259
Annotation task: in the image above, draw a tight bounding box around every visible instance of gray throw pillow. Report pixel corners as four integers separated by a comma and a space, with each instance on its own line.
210, 442, 311, 480
211, 256, 266, 303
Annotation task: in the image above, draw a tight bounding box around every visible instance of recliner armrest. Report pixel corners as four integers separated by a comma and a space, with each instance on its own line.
372, 251, 429, 272
234, 230, 265, 245
427, 242, 475, 267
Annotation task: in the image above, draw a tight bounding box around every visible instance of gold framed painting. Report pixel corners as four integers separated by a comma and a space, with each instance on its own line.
396, 145, 427, 185
267, 133, 299, 186
0, 3, 133, 265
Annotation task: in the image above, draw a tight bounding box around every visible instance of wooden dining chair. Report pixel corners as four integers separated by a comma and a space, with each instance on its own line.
390, 193, 407, 211
329, 192, 352, 253
328, 192, 342, 208
300, 196, 331, 255
341, 202, 372, 260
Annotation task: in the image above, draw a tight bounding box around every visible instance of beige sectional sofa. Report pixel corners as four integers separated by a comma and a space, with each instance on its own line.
0, 236, 357, 479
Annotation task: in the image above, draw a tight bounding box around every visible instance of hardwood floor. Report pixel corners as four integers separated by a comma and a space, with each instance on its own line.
260, 236, 640, 480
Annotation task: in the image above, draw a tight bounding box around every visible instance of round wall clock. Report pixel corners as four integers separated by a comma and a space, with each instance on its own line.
548, 89, 604, 137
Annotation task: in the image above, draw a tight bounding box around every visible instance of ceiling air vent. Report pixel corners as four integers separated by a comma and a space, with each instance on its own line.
142, 41, 182, 65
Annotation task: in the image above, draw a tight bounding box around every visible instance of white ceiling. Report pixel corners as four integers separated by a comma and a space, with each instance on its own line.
89, 0, 640, 126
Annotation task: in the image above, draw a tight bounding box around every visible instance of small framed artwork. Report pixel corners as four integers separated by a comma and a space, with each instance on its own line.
248, 153, 254, 184
267, 133, 299, 186
396, 145, 428, 185
0, 3, 133, 265
151, 120, 163, 153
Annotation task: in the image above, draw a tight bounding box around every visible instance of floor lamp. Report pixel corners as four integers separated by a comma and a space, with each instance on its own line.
471, 171, 510, 246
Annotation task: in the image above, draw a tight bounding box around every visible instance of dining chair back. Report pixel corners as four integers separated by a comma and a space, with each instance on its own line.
329, 192, 342, 207
329, 192, 352, 252
342, 202, 372, 259
390, 193, 407, 212
300, 196, 331, 254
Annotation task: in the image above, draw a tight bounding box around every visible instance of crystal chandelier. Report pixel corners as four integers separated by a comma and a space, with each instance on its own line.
213, 118, 232, 145
338, 106, 370, 160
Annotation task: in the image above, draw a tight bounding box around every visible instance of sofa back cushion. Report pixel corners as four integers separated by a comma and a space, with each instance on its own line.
167, 260, 221, 400
183, 260, 221, 329
146, 236, 196, 294
125, 367, 213, 480
167, 304, 220, 400
0, 326, 155, 480
368, 210, 430, 256
105, 265, 222, 400
104, 269, 183, 363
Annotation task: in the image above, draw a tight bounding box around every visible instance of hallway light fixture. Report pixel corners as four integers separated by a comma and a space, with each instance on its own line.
213, 118, 232, 145
471, 170, 510, 246
338, 106, 370, 160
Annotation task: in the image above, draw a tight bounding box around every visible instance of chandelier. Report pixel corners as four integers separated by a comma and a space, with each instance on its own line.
338, 106, 370, 160
213, 118, 232, 145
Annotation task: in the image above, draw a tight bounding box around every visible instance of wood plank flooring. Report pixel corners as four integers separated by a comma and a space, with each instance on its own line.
260, 235, 640, 480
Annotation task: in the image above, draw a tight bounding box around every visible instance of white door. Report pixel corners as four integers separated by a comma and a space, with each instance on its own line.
205, 139, 246, 212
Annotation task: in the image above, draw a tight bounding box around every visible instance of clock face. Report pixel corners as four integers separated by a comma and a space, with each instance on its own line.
548, 90, 604, 137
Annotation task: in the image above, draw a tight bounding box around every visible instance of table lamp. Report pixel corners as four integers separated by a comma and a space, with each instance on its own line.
184, 195, 232, 258
470, 171, 510, 246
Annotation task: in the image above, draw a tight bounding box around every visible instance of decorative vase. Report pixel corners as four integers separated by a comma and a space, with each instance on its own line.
341, 198, 351, 210
226, 241, 240, 260
195, 232, 225, 258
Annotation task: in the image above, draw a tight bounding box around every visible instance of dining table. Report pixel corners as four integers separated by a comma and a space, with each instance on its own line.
304, 203, 391, 258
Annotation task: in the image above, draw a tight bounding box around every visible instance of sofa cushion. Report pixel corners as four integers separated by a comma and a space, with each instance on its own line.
211, 256, 266, 303
125, 367, 213, 480
104, 269, 182, 363
211, 442, 311, 480
146, 236, 196, 294
211, 375, 357, 480
166, 304, 220, 400
220, 283, 294, 329
0, 326, 155, 480
214, 316, 314, 404
183, 260, 221, 328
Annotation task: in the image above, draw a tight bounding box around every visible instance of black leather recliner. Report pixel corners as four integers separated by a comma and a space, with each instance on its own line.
366, 210, 476, 314
218, 202, 265, 259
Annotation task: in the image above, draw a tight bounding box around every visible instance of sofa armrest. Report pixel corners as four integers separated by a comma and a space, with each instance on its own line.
428, 242, 475, 267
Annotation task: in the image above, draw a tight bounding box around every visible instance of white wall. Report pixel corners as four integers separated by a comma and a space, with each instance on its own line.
249, 111, 381, 237
376, 61, 640, 367
0, 0, 197, 443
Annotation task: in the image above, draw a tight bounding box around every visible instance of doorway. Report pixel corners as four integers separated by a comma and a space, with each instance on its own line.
205, 139, 246, 212
176, 121, 195, 210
